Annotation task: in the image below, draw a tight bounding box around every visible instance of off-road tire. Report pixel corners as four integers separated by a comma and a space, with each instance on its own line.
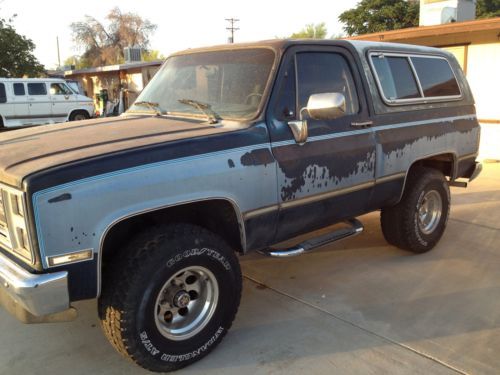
98, 223, 242, 372
381, 167, 450, 253
69, 110, 90, 121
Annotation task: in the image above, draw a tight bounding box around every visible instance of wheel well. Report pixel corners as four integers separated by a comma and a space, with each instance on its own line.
410, 153, 456, 179
100, 200, 244, 275
69, 109, 89, 120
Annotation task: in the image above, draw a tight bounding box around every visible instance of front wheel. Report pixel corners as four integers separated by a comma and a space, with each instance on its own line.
98, 224, 242, 372
381, 167, 450, 253
69, 111, 90, 121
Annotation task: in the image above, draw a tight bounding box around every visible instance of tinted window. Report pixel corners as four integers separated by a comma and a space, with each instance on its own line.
13, 83, 25, 96
296, 52, 359, 115
0, 83, 5, 103
411, 57, 460, 97
371, 56, 420, 100
27, 83, 47, 95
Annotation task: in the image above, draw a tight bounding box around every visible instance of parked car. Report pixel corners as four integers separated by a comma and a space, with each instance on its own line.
0, 78, 94, 128
0, 40, 481, 372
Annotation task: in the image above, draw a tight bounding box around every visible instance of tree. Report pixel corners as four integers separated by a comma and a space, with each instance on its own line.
142, 50, 166, 62
70, 7, 157, 67
63, 55, 86, 70
476, 0, 500, 18
339, 0, 419, 36
0, 15, 44, 77
290, 23, 328, 39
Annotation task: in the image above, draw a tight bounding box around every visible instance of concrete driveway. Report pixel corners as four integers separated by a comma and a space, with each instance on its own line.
1, 163, 499, 375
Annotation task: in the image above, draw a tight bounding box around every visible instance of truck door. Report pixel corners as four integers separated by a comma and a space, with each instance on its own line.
267, 46, 376, 242
27, 82, 52, 124
12, 83, 29, 126
0, 82, 15, 126
50, 82, 75, 121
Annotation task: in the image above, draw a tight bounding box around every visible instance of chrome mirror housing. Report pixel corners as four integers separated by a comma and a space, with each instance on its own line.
287, 119, 308, 145
306, 92, 346, 120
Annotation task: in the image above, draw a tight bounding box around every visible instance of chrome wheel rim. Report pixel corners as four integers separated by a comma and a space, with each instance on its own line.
74, 114, 87, 121
154, 266, 219, 341
417, 190, 443, 234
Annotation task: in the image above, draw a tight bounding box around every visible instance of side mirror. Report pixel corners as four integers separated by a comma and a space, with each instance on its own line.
306, 92, 346, 120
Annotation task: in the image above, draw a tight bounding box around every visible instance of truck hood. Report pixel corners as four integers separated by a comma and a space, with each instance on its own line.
0, 115, 235, 188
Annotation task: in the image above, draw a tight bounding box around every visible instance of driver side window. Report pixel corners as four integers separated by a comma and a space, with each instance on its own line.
296, 52, 359, 115
50, 83, 72, 95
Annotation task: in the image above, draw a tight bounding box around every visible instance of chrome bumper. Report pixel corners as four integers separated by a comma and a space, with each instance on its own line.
0, 251, 76, 323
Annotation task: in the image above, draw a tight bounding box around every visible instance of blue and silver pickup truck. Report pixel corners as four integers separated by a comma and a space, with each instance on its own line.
0, 39, 481, 372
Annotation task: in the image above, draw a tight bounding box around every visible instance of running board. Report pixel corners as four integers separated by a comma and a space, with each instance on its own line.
259, 218, 364, 258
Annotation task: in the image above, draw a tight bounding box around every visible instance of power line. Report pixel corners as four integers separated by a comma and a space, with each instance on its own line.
225, 18, 240, 44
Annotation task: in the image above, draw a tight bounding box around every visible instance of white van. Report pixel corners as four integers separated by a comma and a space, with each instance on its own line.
0, 78, 95, 128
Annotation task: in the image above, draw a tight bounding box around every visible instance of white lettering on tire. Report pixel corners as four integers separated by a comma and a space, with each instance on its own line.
166, 247, 231, 270
139, 327, 224, 362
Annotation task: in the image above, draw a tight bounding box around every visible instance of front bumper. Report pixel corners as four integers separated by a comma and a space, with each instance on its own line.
0, 251, 76, 323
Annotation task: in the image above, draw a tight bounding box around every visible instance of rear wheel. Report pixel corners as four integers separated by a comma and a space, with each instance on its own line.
381, 167, 450, 253
98, 223, 242, 372
69, 111, 90, 121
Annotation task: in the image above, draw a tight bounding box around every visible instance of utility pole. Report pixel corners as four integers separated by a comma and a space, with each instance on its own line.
56, 36, 61, 69
225, 18, 239, 44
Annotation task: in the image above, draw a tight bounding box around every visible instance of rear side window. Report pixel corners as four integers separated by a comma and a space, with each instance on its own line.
13, 83, 25, 96
371, 56, 420, 100
370, 53, 461, 104
27, 83, 47, 95
410, 57, 460, 97
0, 83, 6, 103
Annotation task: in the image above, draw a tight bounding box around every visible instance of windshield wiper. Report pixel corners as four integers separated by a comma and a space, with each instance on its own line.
133, 101, 164, 116
178, 99, 220, 124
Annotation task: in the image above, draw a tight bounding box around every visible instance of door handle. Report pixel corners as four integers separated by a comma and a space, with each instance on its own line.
351, 121, 373, 128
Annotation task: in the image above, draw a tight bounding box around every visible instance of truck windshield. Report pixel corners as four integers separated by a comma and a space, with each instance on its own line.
128, 48, 276, 121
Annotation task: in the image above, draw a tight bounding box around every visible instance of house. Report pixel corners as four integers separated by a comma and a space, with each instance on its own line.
64, 60, 163, 112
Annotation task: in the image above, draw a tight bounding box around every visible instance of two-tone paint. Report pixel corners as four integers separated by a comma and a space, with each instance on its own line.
0, 39, 480, 306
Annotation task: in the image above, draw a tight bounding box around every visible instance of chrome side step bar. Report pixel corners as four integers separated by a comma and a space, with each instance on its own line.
259, 218, 364, 258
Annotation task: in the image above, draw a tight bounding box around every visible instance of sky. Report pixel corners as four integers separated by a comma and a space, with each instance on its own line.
1, 0, 360, 68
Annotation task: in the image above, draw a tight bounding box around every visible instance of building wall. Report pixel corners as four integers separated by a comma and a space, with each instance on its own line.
444, 42, 499, 160
466, 43, 499, 122
66, 65, 162, 113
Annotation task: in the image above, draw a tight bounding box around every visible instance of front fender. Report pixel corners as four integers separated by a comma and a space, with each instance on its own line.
30, 144, 277, 299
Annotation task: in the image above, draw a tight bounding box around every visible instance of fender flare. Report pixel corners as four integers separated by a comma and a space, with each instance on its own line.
95, 197, 247, 297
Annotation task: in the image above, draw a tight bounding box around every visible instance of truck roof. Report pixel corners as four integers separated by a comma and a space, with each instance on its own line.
0, 78, 66, 82
171, 39, 449, 57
